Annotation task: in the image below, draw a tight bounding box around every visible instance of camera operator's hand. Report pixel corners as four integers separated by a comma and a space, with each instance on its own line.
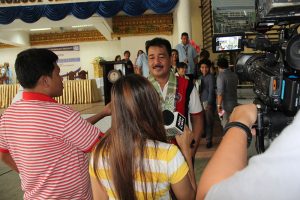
230, 104, 257, 131
197, 103, 258, 200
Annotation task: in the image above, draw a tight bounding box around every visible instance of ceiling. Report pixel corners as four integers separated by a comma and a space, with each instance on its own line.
0, 14, 113, 46
0, 0, 178, 47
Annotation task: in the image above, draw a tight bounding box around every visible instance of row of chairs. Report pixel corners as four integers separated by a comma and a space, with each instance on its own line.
67, 70, 88, 80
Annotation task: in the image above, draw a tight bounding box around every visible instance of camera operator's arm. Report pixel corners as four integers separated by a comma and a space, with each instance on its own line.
196, 104, 257, 200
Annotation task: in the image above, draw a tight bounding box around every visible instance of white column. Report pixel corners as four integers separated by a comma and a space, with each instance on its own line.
175, 0, 192, 43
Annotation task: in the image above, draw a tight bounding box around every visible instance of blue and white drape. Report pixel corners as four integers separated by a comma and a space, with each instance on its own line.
0, 0, 178, 24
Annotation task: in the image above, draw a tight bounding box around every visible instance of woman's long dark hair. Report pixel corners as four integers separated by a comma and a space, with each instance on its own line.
93, 75, 167, 200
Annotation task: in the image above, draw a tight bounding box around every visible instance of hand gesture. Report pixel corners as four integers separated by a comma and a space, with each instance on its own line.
175, 125, 194, 158
102, 102, 111, 117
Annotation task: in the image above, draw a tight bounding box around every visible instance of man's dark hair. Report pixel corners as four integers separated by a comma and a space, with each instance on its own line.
15, 48, 58, 89
171, 49, 178, 54
199, 59, 212, 68
200, 49, 210, 60
217, 57, 229, 69
124, 50, 130, 56
146, 37, 172, 57
181, 32, 189, 38
176, 62, 188, 69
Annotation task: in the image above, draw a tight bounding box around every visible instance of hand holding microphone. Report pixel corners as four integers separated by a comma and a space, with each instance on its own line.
163, 110, 195, 155
176, 125, 194, 157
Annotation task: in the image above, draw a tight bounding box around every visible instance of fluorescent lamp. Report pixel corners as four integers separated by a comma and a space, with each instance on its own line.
71, 24, 94, 28
30, 28, 52, 32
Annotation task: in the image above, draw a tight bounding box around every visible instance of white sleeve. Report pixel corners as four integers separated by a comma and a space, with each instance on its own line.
188, 86, 203, 114
11, 85, 24, 104
205, 113, 300, 200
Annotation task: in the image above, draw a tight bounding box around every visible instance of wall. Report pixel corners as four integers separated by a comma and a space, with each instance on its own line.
191, 0, 202, 47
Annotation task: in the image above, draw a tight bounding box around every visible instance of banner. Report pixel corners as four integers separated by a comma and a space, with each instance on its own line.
0, 0, 112, 7
48, 45, 81, 77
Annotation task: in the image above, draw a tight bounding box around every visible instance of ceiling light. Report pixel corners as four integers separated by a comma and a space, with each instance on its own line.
71, 24, 94, 28
30, 28, 52, 32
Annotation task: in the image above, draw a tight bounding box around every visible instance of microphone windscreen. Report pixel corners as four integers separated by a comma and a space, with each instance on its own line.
162, 110, 174, 126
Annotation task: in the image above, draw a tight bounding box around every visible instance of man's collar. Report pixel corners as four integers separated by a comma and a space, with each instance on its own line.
23, 92, 57, 103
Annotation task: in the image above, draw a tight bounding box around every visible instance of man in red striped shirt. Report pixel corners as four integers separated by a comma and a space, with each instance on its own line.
0, 48, 110, 199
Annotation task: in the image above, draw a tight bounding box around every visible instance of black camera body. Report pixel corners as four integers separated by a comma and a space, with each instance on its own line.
212, 0, 300, 152
256, 0, 300, 29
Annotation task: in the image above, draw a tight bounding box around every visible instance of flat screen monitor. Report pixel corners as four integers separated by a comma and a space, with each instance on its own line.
212, 33, 245, 53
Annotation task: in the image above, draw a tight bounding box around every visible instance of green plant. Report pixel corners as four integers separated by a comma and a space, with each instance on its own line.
93, 56, 106, 64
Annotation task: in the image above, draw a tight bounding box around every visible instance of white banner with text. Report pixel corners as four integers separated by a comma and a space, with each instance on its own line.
48, 45, 81, 78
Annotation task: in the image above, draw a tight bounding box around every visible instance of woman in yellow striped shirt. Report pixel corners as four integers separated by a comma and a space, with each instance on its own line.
89, 75, 196, 200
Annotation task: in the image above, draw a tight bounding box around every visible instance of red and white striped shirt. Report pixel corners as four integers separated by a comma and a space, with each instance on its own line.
0, 92, 103, 200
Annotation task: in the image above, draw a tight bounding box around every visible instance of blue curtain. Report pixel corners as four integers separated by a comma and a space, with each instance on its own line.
0, 7, 20, 24
72, 2, 99, 19
97, 1, 124, 18
18, 6, 45, 23
0, 0, 178, 24
146, 0, 178, 13
45, 4, 72, 21
123, 0, 148, 16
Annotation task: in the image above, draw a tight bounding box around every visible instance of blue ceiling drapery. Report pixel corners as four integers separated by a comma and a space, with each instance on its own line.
0, 0, 178, 24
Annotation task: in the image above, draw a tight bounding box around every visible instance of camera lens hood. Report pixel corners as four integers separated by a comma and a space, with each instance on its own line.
286, 34, 300, 70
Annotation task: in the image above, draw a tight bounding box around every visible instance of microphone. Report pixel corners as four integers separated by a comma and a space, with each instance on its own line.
162, 110, 185, 137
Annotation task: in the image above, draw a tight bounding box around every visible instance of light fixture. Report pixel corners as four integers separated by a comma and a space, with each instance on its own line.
71, 24, 94, 28
29, 28, 52, 32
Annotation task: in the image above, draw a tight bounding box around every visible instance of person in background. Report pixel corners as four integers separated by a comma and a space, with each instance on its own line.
4, 63, 12, 84
171, 49, 179, 72
136, 42, 150, 77
176, 32, 198, 80
114, 55, 121, 61
216, 57, 238, 128
198, 49, 210, 77
122, 50, 134, 75
0, 64, 7, 84
89, 75, 196, 200
135, 49, 144, 64
0, 48, 110, 200
146, 37, 204, 157
199, 49, 210, 62
175, 62, 189, 79
198, 59, 216, 148
197, 104, 300, 200
134, 50, 144, 75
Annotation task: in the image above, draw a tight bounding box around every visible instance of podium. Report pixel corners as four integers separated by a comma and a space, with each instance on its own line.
100, 60, 131, 105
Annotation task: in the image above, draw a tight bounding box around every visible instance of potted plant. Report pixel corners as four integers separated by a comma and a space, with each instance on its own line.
92, 56, 105, 78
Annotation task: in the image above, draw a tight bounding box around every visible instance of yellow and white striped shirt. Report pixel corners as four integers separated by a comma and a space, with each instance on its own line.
89, 140, 189, 200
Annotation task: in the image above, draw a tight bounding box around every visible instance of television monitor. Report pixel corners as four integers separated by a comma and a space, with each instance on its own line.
212, 33, 245, 53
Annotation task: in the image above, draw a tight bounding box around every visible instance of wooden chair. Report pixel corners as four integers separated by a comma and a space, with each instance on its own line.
77, 70, 88, 79
67, 71, 76, 80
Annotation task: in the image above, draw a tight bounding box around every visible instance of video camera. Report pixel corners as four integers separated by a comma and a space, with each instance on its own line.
212, 0, 300, 153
